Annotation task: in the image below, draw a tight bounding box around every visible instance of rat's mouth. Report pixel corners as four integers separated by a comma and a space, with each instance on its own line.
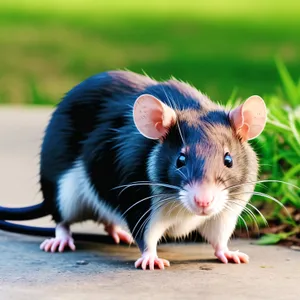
194, 206, 213, 216
181, 201, 214, 216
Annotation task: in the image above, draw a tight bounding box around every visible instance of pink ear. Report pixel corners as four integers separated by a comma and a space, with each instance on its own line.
229, 95, 267, 141
133, 94, 177, 139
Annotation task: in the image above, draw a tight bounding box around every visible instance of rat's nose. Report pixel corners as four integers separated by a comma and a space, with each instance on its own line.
194, 195, 213, 208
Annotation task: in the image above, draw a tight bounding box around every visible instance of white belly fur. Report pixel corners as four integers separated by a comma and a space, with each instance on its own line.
160, 203, 208, 239
57, 159, 125, 227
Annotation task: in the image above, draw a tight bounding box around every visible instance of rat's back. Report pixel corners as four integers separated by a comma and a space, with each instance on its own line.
40, 71, 155, 179
39, 71, 156, 220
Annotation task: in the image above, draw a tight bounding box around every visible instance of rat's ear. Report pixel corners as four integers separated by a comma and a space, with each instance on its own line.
133, 94, 177, 140
229, 95, 267, 142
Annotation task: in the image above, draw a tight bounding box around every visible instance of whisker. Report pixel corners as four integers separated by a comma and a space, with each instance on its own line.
242, 206, 259, 230
134, 201, 171, 241
132, 197, 175, 239
227, 200, 260, 232
230, 197, 268, 226
132, 205, 161, 241
174, 204, 187, 225
161, 86, 186, 146
224, 182, 266, 191
176, 168, 188, 181
176, 119, 186, 146
230, 191, 290, 216
169, 202, 183, 219
121, 193, 175, 218
112, 181, 183, 196
239, 214, 250, 238
224, 179, 300, 192
256, 179, 300, 190
222, 176, 237, 184
165, 155, 189, 182
136, 214, 152, 242
223, 203, 250, 238
246, 203, 268, 227
166, 200, 178, 218
131, 207, 151, 240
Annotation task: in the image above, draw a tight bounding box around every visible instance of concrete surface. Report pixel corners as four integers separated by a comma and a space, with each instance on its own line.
0, 106, 299, 300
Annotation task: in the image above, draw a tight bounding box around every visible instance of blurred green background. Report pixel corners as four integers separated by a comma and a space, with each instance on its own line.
0, 0, 300, 105
0, 0, 299, 245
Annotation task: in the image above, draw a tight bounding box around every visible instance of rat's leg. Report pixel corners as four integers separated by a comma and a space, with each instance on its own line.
129, 211, 170, 270
103, 223, 133, 244
40, 223, 75, 253
134, 224, 170, 270
199, 209, 249, 264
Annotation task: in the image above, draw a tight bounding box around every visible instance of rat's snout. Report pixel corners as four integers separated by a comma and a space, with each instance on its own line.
193, 187, 214, 208
192, 186, 217, 216
181, 182, 227, 216
193, 195, 213, 208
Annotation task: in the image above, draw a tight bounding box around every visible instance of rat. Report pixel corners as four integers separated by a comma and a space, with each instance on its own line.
10, 71, 268, 270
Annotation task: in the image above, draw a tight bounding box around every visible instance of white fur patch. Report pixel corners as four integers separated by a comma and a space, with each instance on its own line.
144, 199, 207, 252
163, 204, 207, 239
57, 159, 126, 227
198, 193, 250, 250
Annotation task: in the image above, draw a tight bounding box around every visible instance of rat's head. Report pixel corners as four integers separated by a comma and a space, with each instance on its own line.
133, 93, 267, 217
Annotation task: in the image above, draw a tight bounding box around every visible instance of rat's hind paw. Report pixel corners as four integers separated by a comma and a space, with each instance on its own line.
215, 248, 249, 264
104, 224, 133, 245
40, 237, 76, 253
135, 252, 170, 270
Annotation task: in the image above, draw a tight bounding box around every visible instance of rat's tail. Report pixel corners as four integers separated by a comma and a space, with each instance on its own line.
0, 221, 117, 244
0, 202, 117, 244
0, 202, 48, 220
0, 220, 54, 236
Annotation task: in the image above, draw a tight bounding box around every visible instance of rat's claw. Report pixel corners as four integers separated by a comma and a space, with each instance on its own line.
50, 239, 61, 252
58, 239, 68, 252
215, 250, 228, 264
236, 251, 249, 263
215, 248, 249, 264
135, 252, 170, 270
40, 239, 49, 250
232, 251, 241, 264
141, 256, 149, 270
134, 257, 144, 268
67, 239, 76, 251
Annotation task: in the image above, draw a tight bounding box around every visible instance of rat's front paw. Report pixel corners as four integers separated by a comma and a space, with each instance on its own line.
215, 248, 249, 264
135, 252, 170, 270
104, 224, 133, 245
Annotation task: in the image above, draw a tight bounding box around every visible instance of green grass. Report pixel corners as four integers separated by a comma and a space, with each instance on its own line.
238, 62, 300, 245
0, 0, 300, 105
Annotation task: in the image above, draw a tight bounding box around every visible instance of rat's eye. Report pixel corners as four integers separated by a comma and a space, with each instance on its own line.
176, 153, 186, 169
224, 152, 233, 168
